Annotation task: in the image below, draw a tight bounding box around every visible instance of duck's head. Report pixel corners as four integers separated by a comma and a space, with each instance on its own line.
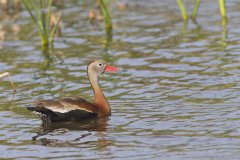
88, 60, 119, 76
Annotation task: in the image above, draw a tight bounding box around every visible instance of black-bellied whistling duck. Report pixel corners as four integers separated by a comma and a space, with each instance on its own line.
27, 60, 118, 122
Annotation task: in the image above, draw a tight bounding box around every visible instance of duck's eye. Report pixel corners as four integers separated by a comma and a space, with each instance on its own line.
98, 63, 103, 67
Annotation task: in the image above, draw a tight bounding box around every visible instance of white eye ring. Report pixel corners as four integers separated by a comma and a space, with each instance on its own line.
98, 63, 103, 67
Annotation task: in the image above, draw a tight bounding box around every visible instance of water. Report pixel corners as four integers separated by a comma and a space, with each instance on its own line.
1, 0, 240, 159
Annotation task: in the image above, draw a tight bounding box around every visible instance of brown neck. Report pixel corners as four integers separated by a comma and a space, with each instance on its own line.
88, 70, 111, 116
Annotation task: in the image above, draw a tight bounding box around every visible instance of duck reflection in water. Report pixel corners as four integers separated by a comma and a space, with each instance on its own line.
33, 116, 110, 149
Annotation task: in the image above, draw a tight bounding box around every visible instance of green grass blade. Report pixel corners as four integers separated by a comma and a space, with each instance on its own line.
22, 0, 42, 32
177, 0, 188, 21
99, 0, 112, 31
99, 0, 113, 48
191, 0, 201, 20
23, 0, 46, 42
219, 0, 227, 18
40, 0, 48, 44
46, 0, 53, 37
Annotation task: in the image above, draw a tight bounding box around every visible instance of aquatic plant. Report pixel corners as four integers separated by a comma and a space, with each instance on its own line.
177, 0, 227, 22
191, 0, 201, 20
22, 0, 61, 49
98, 0, 113, 48
219, 0, 227, 19
177, 0, 188, 21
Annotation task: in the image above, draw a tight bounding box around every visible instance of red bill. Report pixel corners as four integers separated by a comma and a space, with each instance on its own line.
104, 65, 119, 72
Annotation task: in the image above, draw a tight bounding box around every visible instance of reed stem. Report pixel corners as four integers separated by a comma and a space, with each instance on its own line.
219, 0, 227, 18
22, 0, 61, 49
177, 0, 188, 21
191, 0, 201, 20
0, 72, 16, 93
98, 0, 113, 48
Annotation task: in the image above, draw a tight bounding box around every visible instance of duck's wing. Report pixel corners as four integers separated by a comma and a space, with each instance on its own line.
28, 98, 99, 121
33, 97, 99, 113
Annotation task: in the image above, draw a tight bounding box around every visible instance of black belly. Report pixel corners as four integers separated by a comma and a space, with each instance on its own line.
27, 107, 97, 122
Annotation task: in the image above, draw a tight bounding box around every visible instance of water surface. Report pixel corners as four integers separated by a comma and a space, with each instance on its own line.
1, 0, 240, 159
